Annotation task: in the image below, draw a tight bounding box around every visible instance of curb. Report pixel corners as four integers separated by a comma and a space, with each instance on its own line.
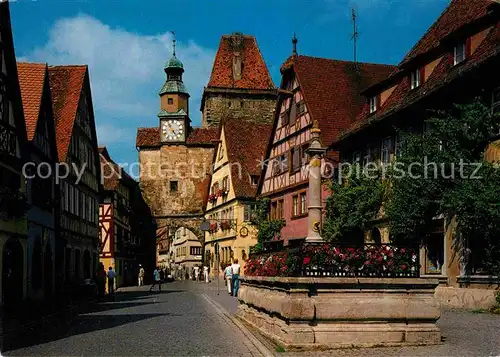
202, 293, 274, 357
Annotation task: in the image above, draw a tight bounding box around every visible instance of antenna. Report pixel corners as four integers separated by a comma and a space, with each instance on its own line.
351, 8, 359, 63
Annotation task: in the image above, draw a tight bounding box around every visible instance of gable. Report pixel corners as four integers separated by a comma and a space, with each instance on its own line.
48, 65, 87, 162
0, 2, 28, 162
207, 34, 274, 90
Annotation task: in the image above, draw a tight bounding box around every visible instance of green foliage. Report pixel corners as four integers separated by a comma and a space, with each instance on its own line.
252, 198, 285, 252
386, 99, 500, 275
323, 164, 385, 243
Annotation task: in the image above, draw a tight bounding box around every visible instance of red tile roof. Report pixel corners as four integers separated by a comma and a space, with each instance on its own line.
207, 34, 274, 90
224, 119, 272, 199
136, 126, 219, 148
401, 0, 494, 66
337, 0, 500, 142
186, 127, 219, 145
48, 65, 87, 162
17, 62, 46, 141
288, 55, 396, 146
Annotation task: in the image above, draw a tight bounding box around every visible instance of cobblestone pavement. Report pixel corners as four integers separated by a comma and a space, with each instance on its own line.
2, 280, 266, 356
3, 279, 500, 356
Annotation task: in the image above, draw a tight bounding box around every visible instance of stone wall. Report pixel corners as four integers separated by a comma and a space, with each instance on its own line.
202, 93, 275, 127
139, 144, 214, 242
435, 286, 498, 310
139, 145, 213, 217
238, 276, 441, 350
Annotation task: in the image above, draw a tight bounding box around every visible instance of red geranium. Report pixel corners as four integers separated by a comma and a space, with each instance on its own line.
303, 257, 311, 265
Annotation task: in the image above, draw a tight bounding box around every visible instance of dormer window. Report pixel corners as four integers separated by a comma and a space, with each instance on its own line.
410, 69, 421, 89
250, 175, 259, 186
454, 42, 466, 65
369, 96, 378, 114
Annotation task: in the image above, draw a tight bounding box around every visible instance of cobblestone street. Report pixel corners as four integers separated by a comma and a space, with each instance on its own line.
1, 280, 267, 356
2, 280, 500, 356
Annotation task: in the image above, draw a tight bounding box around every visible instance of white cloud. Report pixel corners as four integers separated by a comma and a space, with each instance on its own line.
22, 14, 215, 152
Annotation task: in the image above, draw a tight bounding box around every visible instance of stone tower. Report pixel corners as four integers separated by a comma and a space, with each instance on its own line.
201, 33, 277, 127
136, 48, 218, 256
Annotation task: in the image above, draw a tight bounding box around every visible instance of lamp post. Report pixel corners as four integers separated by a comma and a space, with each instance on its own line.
306, 121, 327, 243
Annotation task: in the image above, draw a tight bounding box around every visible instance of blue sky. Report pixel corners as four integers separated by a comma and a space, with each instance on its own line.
10, 0, 449, 170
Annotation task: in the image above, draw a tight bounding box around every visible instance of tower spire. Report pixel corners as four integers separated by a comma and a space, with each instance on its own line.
292, 32, 298, 55
172, 31, 176, 57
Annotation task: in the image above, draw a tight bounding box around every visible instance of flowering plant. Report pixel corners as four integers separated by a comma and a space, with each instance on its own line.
220, 220, 232, 231
208, 194, 218, 203
209, 223, 218, 233
245, 244, 418, 277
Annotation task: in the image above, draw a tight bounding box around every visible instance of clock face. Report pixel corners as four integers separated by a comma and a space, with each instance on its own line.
162, 120, 184, 141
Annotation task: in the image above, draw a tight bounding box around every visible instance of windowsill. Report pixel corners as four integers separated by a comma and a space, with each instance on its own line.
291, 214, 307, 221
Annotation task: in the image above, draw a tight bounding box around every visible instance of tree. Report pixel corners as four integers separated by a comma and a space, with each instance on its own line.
385, 99, 500, 275
250, 198, 285, 253
323, 164, 385, 244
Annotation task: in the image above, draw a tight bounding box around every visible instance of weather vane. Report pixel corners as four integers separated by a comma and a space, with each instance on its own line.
292, 32, 298, 55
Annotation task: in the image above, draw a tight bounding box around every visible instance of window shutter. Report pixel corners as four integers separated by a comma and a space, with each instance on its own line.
289, 97, 297, 126
466, 37, 472, 57
420, 67, 426, 85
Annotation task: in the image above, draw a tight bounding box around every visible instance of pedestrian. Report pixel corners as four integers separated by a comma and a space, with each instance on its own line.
96, 263, 106, 298
224, 263, 233, 295
231, 259, 241, 297
203, 265, 209, 283
194, 265, 200, 282
160, 268, 165, 282
149, 267, 161, 293
138, 264, 145, 286
107, 266, 117, 296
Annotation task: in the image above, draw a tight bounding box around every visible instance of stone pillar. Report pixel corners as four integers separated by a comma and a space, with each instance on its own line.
306, 121, 327, 243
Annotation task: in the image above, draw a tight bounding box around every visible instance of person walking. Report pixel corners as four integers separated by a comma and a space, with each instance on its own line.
106, 266, 117, 297
224, 263, 233, 295
138, 264, 145, 286
231, 259, 241, 297
149, 267, 161, 293
96, 263, 106, 298
203, 265, 209, 283
194, 265, 200, 281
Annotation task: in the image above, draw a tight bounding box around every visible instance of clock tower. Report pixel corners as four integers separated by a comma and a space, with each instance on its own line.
159, 44, 190, 143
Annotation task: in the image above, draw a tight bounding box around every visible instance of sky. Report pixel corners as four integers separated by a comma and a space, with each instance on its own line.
10, 0, 450, 170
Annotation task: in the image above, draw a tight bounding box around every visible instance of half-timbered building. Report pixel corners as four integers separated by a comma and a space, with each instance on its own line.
332, 0, 500, 291
49, 65, 101, 287
99, 147, 155, 287
0, 1, 29, 307
204, 119, 271, 276
18, 62, 59, 301
258, 53, 395, 244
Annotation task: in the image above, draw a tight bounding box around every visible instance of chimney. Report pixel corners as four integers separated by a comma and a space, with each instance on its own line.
229, 33, 244, 81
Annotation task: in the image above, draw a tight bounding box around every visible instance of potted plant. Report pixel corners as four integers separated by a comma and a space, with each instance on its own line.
220, 220, 232, 231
